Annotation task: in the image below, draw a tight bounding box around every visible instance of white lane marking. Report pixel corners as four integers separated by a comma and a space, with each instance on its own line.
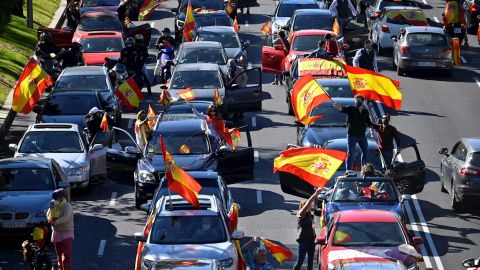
412, 195, 445, 270
461, 56, 467, 63
109, 192, 117, 206
98, 240, 106, 256
433, 17, 439, 23
150, 22, 155, 28
245, 20, 249, 26
473, 77, 480, 88
252, 116, 257, 127
405, 202, 434, 269
422, 0, 427, 4
254, 151, 259, 162
257, 190, 262, 204
248, 62, 252, 69
128, 118, 134, 129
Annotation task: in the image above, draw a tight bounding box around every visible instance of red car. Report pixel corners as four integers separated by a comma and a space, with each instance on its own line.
316, 210, 423, 270
261, 30, 347, 75
79, 31, 124, 65
38, 11, 151, 50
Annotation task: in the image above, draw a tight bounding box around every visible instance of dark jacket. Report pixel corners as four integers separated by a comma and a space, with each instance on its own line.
36, 41, 60, 60
119, 47, 142, 71
297, 212, 316, 242
340, 106, 373, 137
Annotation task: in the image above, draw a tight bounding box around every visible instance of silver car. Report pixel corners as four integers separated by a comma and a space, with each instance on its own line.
174, 41, 229, 74
392, 26, 453, 77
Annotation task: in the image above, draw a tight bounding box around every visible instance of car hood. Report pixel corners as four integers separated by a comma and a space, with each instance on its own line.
0, 191, 53, 213
224, 47, 243, 60
83, 52, 121, 65
169, 88, 225, 102
302, 126, 347, 146
41, 115, 87, 129
15, 153, 87, 172
327, 246, 416, 267
143, 242, 235, 262
145, 154, 213, 172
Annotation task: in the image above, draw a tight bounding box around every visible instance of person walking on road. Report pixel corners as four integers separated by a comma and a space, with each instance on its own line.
333, 94, 374, 170
242, 237, 274, 270
329, 0, 357, 36
371, 113, 401, 168
47, 189, 74, 270
227, 58, 248, 121
353, 40, 378, 72
84, 107, 104, 144
134, 110, 152, 151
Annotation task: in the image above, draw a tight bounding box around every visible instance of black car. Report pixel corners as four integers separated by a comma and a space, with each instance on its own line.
463, 0, 480, 32
34, 88, 118, 129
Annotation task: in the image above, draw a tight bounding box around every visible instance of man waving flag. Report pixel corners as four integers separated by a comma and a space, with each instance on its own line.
183, 0, 196, 41
292, 74, 332, 125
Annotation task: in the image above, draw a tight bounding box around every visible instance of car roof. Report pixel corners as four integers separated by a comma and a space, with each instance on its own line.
463, 138, 480, 151
294, 29, 335, 36
156, 116, 204, 133
325, 138, 379, 149
81, 31, 123, 39
336, 176, 393, 183
0, 157, 52, 169
316, 78, 351, 86
337, 210, 399, 223
294, 9, 331, 15
280, 0, 318, 4
181, 41, 223, 49
60, 66, 107, 76
187, 171, 219, 179
384, 6, 421, 11
158, 195, 220, 216
175, 63, 221, 71
405, 26, 445, 34
51, 88, 98, 95
27, 123, 80, 132
194, 10, 228, 16
81, 11, 117, 17
197, 26, 236, 33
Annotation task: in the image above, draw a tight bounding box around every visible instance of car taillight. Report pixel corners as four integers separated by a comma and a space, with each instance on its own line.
471, 3, 479, 12
459, 167, 480, 176
444, 47, 452, 54
401, 46, 410, 53
381, 24, 390, 33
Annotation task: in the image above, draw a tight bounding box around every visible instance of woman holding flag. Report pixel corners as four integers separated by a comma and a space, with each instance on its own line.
135, 110, 152, 151
187, 102, 223, 151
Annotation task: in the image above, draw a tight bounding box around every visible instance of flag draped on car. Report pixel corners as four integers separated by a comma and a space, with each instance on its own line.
343, 65, 402, 110
226, 0, 234, 15
125, 17, 134, 27
273, 147, 347, 188
160, 135, 202, 208
385, 10, 428, 26
139, 0, 165, 21
292, 74, 332, 125
213, 88, 222, 106
183, 0, 196, 41
100, 112, 109, 134
261, 21, 272, 35
12, 58, 53, 114
233, 17, 240, 32
332, 19, 340, 36
177, 87, 196, 100
114, 77, 143, 109
261, 239, 293, 265
160, 88, 172, 108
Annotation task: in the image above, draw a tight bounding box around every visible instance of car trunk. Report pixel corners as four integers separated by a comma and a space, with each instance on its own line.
408, 45, 447, 59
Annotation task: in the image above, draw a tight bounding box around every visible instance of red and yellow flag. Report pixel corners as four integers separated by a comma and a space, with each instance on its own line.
235, 239, 247, 270
450, 38, 461, 66
444, 1, 459, 25
148, 105, 156, 127
292, 74, 332, 125
12, 58, 53, 114
273, 148, 347, 188
179, 144, 191, 154
477, 24, 480, 43
177, 87, 195, 100
262, 239, 293, 265
100, 112, 109, 134
332, 19, 340, 36
208, 118, 241, 149
227, 203, 239, 234
125, 17, 133, 27
135, 211, 155, 270
233, 17, 240, 32
139, 0, 166, 21
298, 57, 346, 77
160, 88, 172, 108
213, 88, 222, 106
226, 0, 234, 15
114, 77, 143, 110
386, 10, 428, 26
160, 135, 202, 208
261, 21, 272, 35
183, 0, 196, 42
343, 65, 402, 110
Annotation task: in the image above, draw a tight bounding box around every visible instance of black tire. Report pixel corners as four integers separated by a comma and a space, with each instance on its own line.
451, 184, 461, 210
135, 187, 147, 210
397, 64, 405, 76
395, 177, 412, 194
440, 167, 448, 193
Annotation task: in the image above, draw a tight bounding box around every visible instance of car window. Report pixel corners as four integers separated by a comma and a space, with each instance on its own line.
81, 0, 120, 7
456, 142, 467, 162
77, 16, 123, 31
19, 131, 84, 153
44, 94, 100, 116
0, 168, 54, 191
309, 106, 347, 127
277, 3, 319, 17
332, 222, 406, 246
171, 70, 223, 89
318, 83, 354, 98
197, 32, 240, 48
81, 37, 123, 53
469, 152, 480, 167
332, 179, 398, 202
292, 35, 324, 51
110, 128, 137, 152
195, 15, 231, 28
264, 34, 278, 47
177, 48, 227, 65
379, 0, 417, 10
146, 131, 210, 155
293, 15, 332, 31
181, 0, 223, 11
407, 33, 447, 46
57, 75, 110, 92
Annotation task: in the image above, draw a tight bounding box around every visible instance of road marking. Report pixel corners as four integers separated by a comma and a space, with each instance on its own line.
150, 22, 155, 28
247, 62, 252, 69
254, 151, 259, 162
433, 17, 439, 23
257, 190, 262, 204
251, 116, 257, 127
405, 202, 434, 269
461, 56, 467, 63
412, 195, 445, 270
109, 192, 117, 206
98, 240, 106, 256
473, 77, 480, 88
128, 118, 134, 129
245, 20, 249, 26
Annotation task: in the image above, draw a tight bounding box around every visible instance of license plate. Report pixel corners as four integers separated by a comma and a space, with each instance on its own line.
454, 28, 462, 33
2, 221, 27, 228
419, 62, 435, 67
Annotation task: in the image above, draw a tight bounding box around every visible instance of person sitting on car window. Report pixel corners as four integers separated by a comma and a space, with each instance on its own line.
335, 187, 357, 200
193, 217, 221, 241
187, 102, 223, 151
308, 40, 328, 58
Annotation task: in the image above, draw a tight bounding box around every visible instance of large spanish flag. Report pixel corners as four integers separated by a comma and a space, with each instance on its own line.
273, 148, 347, 188
100, 112, 109, 134
344, 65, 402, 110
208, 118, 241, 149
12, 58, 53, 114
385, 10, 428, 26
450, 38, 461, 66
114, 77, 144, 110
177, 87, 195, 100
160, 135, 202, 208
261, 21, 272, 35
183, 0, 196, 42
292, 74, 332, 125
262, 239, 293, 265
139, 0, 166, 21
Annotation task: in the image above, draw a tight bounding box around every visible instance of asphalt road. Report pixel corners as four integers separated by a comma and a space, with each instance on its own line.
1, 0, 480, 268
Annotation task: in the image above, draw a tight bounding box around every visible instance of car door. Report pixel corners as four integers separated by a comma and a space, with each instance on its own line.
124, 23, 152, 45
371, 9, 385, 41
452, 141, 467, 188
225, 68, 262, 113
443, 142, 460, 185
37, 27, 74, 50
262, 34, 287, 75
216, 126, 254, 184
392, 144, 426, 194
106, 127, 141, 185
88, 131, 109, 177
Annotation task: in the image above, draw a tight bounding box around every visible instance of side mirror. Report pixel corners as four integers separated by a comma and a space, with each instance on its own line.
104, 106, 114, 112
401, 194, 411, 201
171, 8, 178, 12
267, 13, 274, 17
438, 148, 448, 155
58, 181, 69, 188
134, 232, 146, 242
274, 44, 285, 51
341, 44, 350, 51
166, 60, 175, 65
294, 120, 304, 127
139, 203, 150, 212
159, 84, 168, 89
231, 230, 245, 240
390, 35, 397, 41
243, 40, 250, 48
282, 70, 290, 76
217, 145, 233, 154
125, 146, 138, 154
462, 259, 476, 268
315, 235, 326, 245
91, 144, 104, 152
412, 237, 423, 245
8, 144, 18, 151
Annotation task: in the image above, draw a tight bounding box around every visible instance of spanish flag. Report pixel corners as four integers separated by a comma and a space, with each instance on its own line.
160, 88, 172, 108
208, 118, 241, 149
261, 21, 272, 35
334, 230, 352, 244
100, 112, 109, 134
273, 148, 347, 188
262, 239, 293, 265
139, 0, 165, 21
227, 203, 239, 234
135, 212, 155, 270
235, 240, 247, 270
226, 0, 234, 15
444, 1, 459, 25
179, 144, 191, 154
114, 77, 144, 110
125, 17, 133, 27
292, 74, 332, 125
214, 88, 222, 106
233, 17, 240, 32
12, 58, 53, 114
183, 0, 196, 42
148, 104, 156, 127
332, 19, 340, 36
160, 135, 202, 208
177, 87, 195, 100
343, 65, 402, 110
450, 38, 461, 66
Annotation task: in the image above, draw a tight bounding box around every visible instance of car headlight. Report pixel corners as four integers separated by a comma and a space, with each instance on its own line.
304, 142, 322, 148
327, 263, 335, 270
219, 257, 234, 268
177, 20, 185, 28
407, 263, 416, 270
35, 209, 48, 217
67, 166, 87, 175
143, 258, 155, 270
138, 171, 155, 182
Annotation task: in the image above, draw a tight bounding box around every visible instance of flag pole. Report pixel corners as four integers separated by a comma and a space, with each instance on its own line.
313, 78, 333, 101
168, 188, 173, 210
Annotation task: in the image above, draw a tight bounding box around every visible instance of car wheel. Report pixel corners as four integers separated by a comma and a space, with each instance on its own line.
135, 187, 147, 210
440, 167, 448, 193
397, 63, 405, 76
451, 183, 461, 210
395, 177, 412, 194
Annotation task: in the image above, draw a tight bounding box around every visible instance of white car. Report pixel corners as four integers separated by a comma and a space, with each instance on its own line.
9, 123, 106, 188
267, 0, 323, 34
370, 6, 428, 54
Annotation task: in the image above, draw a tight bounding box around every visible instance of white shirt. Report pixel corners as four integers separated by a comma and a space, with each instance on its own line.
329, 0, 357, 17
353, 49, 378, 73
192, 107, 220, 139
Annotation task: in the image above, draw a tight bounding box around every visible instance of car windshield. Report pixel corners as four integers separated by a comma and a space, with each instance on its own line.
150, 215, 227, 244
56, 75, 110, 92
181, 0, 223, 11
81, 37, 123, 53
43, 95, 100, 116
0, 168, 54, 191
81, 0, 120, 7
171, 70, 223, 89
77, 16, 123, 31
332, 222, 406, 246
178, 48, 227, 65
309, 105, 347, 127
146, 131, 210, 155
293, 15, 332, 31
197, 32, 240, 48
469, 152, 480, 167
277, 3, 319, 17
406, 33, 447, 46
379, 0, 417, 10
332, 179, 398, 202
195, 16, 231, 28
317, 82, 353, 98
18, 131, 84, 153
292, 35, 325, 51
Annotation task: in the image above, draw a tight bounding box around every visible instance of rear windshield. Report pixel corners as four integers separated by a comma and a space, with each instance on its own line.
197, 31, 240, 48
195, 15, 231, 28
57, 75, 110, 92
379, 0, 417, 10
177, 48, 227, 65
293, 15, 332, 31
278, 3, 319, 17
406, 33, 447, 46
44, 95, 100, 115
